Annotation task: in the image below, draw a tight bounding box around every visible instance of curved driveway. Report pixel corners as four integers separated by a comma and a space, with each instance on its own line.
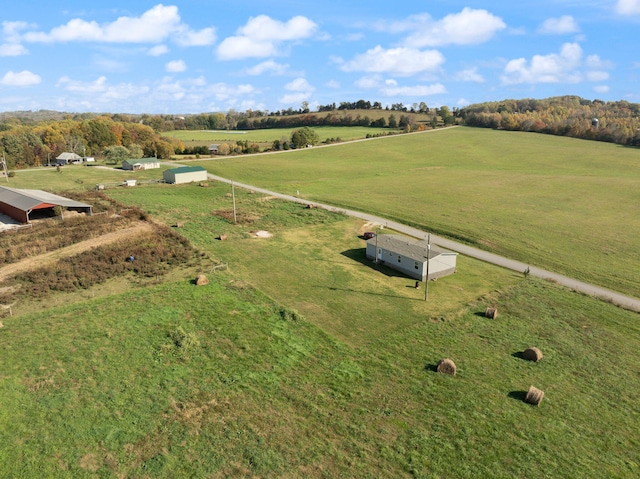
207, 174, 640, 314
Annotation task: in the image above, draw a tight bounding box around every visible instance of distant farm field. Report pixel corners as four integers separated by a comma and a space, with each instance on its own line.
190, 127, 640, 298
164, 125, 394, 146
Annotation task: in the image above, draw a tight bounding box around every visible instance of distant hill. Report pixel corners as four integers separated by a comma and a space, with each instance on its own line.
460, 95, 640, 146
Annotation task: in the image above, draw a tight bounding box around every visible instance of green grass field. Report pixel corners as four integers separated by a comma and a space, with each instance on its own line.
2, 129, 640, 477
187, 127, 640, 298
2, 183, 639, 477
164, 125, 395, 146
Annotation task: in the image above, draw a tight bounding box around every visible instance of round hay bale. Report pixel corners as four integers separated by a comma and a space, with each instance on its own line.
0, 321, 4, 328
218, 234, 228, 241
485, 307, 498, 319
174, 221, 184, 228
524, 386, 544, 406
195, 274, 209, 286
523, 347, 543, 362
199, 182, 209, 187
436, 358, 457, 376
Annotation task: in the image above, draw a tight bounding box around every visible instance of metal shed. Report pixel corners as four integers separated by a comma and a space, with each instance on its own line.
122, 158, 160, 171
365, 234, 457, 281
0, 186, 92, 223
163, 166, 208, 185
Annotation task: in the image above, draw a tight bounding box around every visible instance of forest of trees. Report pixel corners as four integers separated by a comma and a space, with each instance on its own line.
459, 96, 640, 146
0, 115, 183, 169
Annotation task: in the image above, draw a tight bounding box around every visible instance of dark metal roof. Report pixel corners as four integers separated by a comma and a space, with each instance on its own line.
367, 234, 457, 262
0, 186, 92, 211
166, 166, 207, 174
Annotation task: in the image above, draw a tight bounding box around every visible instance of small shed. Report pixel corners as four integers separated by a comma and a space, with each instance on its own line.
208, 144, 220, 154
122, 158, 160, 171
365, 234, 457, 281
56, 152, 82, 165
163, 166, 208, 185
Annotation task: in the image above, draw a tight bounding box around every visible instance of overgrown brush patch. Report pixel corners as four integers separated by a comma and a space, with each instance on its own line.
0, 224, 199, 302
0, 192, 148, 264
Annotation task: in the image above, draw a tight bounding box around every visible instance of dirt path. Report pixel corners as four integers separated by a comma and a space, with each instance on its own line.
0, 222, 155, 283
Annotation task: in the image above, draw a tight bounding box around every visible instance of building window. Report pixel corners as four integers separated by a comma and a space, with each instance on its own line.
415, 261, 419, 270
398, 255, 401, 263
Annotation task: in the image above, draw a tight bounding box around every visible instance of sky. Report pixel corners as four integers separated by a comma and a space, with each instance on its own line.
1, 1, 639, 114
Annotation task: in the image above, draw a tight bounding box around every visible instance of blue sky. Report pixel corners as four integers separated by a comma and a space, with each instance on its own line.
1, 1, 639, 114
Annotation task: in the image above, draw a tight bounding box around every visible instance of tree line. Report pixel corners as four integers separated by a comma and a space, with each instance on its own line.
460, 96, 640, 146
0, 115, 183, 168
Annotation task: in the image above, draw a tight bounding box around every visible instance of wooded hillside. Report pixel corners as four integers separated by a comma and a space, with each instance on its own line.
460, 96, 640, 146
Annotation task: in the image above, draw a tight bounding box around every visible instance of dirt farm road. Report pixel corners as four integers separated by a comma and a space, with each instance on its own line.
206, 174, 640, 314
0, 222, 154, 284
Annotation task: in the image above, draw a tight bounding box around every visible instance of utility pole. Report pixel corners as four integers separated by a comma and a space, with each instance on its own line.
424, 234, 431, 301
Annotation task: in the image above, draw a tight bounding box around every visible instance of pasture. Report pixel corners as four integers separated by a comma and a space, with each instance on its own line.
164, 125, 394, 148
189, 127, 640, 298
1, 179, 639, 477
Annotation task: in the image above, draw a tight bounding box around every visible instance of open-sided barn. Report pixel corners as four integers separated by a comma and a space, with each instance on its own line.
0, 187, 92, 224
365, 234, 457, 281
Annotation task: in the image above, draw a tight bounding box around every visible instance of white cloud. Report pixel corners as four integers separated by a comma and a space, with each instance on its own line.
325, 80, 340, 89
594, 85, 610, 94
341, 46, 445, 76
587, 71, 609, 82
0, 43, 28, 56
279, 92, 310, 104
501, 43, 597, 85
355, 75, 383, 89
538, 16, 579, 35
402, 8, 506, 48
616, 0, 640, 15
57, 76, 108, 93
455, 68, 485, 83
165, 60, 186, 73
174, 27, 216, 47
19, 4, 215, 46
2, 21, 33, 42
380, 83, 447, 97
217, 36, 278, 60
284, 77, 314, 92
1, 70, 41, 86
586, 54, 613, 70
57, 75, 150, 101
245, 60, 289, 76
147, 45, 169, 56
217, 15, 317, 60
238, 15, 317, 41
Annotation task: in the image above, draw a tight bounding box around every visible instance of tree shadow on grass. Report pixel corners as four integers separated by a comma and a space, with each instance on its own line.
508, 390, 528, 402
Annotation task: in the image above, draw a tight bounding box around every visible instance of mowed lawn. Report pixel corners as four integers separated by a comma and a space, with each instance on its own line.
192, 127, 640, 298
1, 180, 639, 477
